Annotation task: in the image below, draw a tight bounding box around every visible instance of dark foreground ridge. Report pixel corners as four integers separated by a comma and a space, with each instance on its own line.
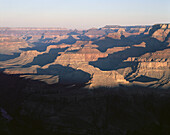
0, 72, 170, 135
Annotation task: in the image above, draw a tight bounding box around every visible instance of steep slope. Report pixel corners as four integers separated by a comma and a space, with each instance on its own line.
42, 46, 128, 87
149, 24, 170, 42
90, 24, 170, 88
124, 48, 170, 88
0, 24, 169, 88
0, 43, 71, 68
117, 25, 170, 88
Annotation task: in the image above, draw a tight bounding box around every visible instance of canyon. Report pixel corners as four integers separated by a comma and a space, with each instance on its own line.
0, 24, 169, 89
0, 24, 170, 135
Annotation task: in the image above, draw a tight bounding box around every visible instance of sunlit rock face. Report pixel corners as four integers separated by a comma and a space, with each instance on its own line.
149, 24, 170, 42
0, 24, 169, 89
122, 47, 170, 88
41, 46, 128, 87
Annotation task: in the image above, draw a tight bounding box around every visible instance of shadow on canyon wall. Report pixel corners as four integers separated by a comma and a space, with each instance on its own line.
37, 64, 91, 84
90, 36, 169, 71
23, 48, 68, 67
21, 36, 77, 52
0, 53, 20, 61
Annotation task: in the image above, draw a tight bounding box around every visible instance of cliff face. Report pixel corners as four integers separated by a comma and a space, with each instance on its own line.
55, 47, 108, 65
77, 64, 128, 88
0, 24, 169, 89
150, 24, 170, 42
90, 24, 170, 89
42, 46, 128, 87
122, 47, 170, 88
137, 61, 169, 79
129, 61, 170, 89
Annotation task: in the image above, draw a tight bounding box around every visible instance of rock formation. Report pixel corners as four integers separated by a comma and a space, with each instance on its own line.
0, 24, 169, 89
150, 24, 170, 42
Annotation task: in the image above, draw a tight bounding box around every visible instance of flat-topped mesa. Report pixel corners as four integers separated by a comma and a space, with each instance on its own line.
149, 24, 170, 42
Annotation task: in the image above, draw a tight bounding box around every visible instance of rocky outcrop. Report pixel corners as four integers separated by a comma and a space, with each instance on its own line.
43, 47, 108, 69
131, 61, 170, 88
123, 48, 170, 88
0, 24, 169, 89
41, 46, 128, 87
149, 24, 170, 42
77, 64, 128, 88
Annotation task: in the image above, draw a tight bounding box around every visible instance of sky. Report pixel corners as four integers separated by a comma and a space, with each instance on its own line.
0, 0, 170, 29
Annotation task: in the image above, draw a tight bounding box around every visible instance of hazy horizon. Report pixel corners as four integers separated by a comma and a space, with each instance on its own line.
0, 0, 170, 29
0, 24, 153, 30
